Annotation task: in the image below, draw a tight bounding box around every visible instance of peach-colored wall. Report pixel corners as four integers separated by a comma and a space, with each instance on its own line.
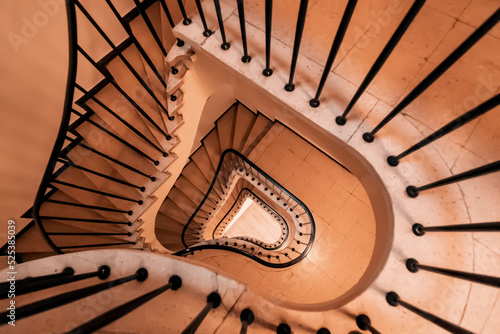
0, 0, 69, 243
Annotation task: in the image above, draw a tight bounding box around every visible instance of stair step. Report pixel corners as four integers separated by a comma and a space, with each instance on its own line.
247, 122, 285, 162
174, 176, 213, 208
40, 196, 128, 222
158, 197, 191, 223
202, 129, 222, 170
155, 211, 186, 234
91, 80, 168, 148
53, 167, 121, 209
166, 187, 200, 218
240, 113, 273, 156
233, 104, 258, 152
49, 230, 142, 248
73, 116, 162, 176
129, 6, 166, 88
155, 229, 183, 246
65, 143, 163, 193
167, 89, 184, 115
11, 223, 55, 253
181, 162, 212, 195
190, 147, 216, 183
123, 42, 167, 106
85, 88, 166, 161
39, 218, 144, 234
61, 163, 145, 204
215, 104, 237, 151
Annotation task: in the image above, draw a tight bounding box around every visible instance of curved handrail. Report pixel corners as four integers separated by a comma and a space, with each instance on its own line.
174, 243, 302, 269
179, 148, 315, 266
212, 187, 290, 250
31, 0, 78, 254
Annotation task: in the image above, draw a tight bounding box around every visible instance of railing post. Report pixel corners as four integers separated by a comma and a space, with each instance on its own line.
213, 0, 231, 50
356, 314, 382, 334
0, 268, 147, 324
0, 267, 75, 298
309, 0, 357, 108
413, 222, 500, 236
106, 0, 168, 85
67, 275, 182, 334
239, 308, 254, 334
134, 0, 168, 56
181, 292, 221, 334
177, 0, 192, 25
263, 0, 273, 76
406, 160, 500, 197
406, 258, 500, 287
158, 0, 185, 46
277, 323, 291, 334
236, 0, 251, 63
336, 0, 425, 124
195, 0, 213, 37
386, 292, 474, 334
362, 9, 500, 142
388, 94, 500, 166
284, 0, 309, 92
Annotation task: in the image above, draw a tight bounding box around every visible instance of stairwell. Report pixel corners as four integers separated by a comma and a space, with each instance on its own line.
1, 0, 499, 333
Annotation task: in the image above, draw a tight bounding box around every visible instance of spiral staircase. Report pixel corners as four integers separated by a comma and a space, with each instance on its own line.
1, 0, 499, 333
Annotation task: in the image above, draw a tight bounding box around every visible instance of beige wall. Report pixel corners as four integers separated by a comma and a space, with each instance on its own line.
0, 0, 69, 243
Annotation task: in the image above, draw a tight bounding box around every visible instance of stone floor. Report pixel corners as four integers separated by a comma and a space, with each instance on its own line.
173, 0, 499, 330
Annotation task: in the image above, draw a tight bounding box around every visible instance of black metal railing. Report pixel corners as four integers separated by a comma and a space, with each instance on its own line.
212, 188, 290, 250
174, 149, 315, 268
28, 0, 192, 254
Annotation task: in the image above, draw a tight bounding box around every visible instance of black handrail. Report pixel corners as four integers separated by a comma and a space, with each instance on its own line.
212, 187, 290, 250
175, 149, 315, 268
32, 0, 78, 254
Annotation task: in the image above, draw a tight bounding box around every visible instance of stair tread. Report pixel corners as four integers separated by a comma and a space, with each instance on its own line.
202, 129, 222, 170
215, 104, 237, 151
233, 104, 258, 152
241, 113, 273, 156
